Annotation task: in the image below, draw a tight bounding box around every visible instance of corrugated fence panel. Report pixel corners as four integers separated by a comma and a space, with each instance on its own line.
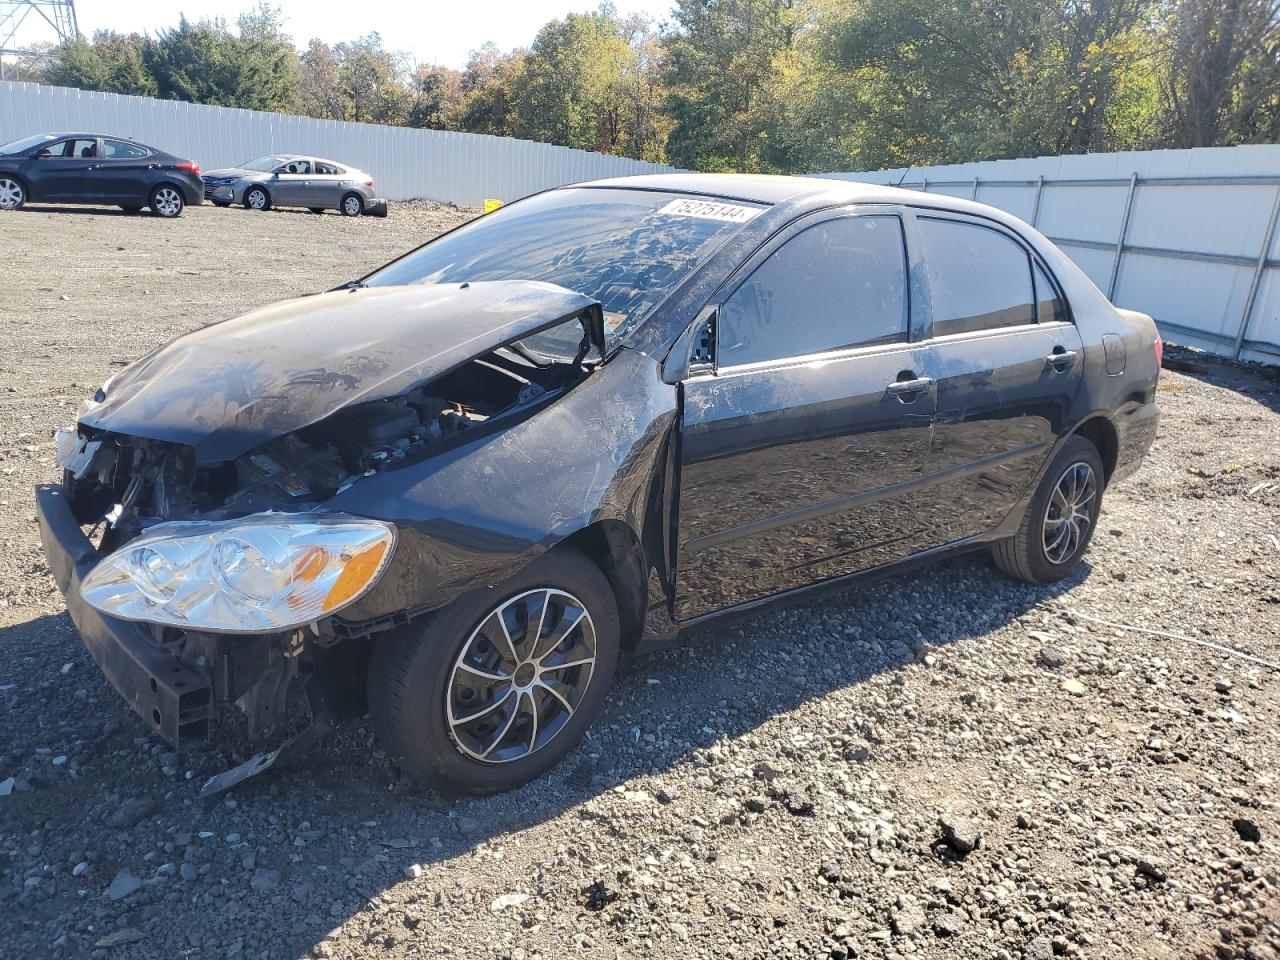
0, 80, 676, 205
827, 144, 1280, 364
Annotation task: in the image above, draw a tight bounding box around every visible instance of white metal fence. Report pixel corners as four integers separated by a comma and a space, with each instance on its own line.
0, 81, 677, 206
828, 146, 1280, 366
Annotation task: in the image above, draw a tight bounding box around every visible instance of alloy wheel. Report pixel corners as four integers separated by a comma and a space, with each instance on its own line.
153, 187, 182, 217
247, 189, 267, 210
1042, 461, 1096, 564
0, 178, 24, 209
343, 195, 362, 216
446, 588, 597, 764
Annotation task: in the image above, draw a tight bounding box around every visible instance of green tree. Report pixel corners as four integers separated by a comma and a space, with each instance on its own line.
457, 42, 526, 136
409, 64, 465, 129
1162, 0, 1280, 146
664, 0, 798, 172
510, 8, 632, 152
332, 33, 412, 124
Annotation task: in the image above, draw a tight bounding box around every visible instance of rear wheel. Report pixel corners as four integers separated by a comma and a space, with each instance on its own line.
244, 186, 270, 211
149, 185, 184, 218
0, 177, 26, 210
992, 435, 1104, 583
368, 549, 620, 794
340, 192, 364, 217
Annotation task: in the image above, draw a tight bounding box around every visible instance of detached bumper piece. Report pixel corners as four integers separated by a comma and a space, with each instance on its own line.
35, 484, 211, 747
365, 197, 389, 218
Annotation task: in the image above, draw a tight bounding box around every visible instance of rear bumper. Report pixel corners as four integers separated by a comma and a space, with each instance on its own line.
1111, 399, 1159, 484
35, 484, 211, 747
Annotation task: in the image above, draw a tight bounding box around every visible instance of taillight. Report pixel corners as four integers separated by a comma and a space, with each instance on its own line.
365, 179, 374, 188
1154, 333, 1163, 368
177, 160, 201, 176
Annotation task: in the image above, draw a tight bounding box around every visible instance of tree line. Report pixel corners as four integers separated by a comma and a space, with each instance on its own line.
18, 0, 1280, 173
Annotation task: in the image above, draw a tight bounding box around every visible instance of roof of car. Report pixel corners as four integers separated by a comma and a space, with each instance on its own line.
578, 172, 980, 212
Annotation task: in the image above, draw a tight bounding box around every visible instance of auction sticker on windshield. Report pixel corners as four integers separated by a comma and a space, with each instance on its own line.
656, 198, 761, 223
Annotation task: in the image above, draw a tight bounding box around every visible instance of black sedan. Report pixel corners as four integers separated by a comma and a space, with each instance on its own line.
0, 132, 203, 217
36, 174, 1160, 795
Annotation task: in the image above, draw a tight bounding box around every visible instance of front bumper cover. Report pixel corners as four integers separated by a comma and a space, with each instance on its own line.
35, 484, 211, 747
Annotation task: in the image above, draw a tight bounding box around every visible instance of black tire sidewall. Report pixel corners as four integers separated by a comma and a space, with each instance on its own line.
341, 192, 363, 217
371, 550, 620, 794
1023, 436, 1104, 582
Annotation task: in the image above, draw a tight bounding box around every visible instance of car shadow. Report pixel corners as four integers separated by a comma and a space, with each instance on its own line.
13, 203, 152, 217
0, 550, 1086, 955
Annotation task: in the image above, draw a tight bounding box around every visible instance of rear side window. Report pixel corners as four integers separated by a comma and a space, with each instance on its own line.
315, 162, 345, 175
1033, 261, 1066, 324
919, 218, 1035, 336
104, 139, 148, 159
718, 215, 908, 366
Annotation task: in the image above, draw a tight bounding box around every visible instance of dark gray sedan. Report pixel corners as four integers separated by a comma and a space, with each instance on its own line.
201, 154, 379, 216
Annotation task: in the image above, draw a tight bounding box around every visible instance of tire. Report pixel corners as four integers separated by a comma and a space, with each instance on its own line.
368, 548, 620, 795
0, 176, 26, 210
992, 435, 1104, 584
308, 207, 325, 215
340, 192, 364, 217
244, 186, 270, 211
149, 185, 184, 218
211, 199, 231, 208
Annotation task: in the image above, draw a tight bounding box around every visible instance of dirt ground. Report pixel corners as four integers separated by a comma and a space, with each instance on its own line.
0, 200, 1277, 960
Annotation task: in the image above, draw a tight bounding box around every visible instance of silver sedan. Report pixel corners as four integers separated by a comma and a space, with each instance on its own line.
201, 155, 380, 216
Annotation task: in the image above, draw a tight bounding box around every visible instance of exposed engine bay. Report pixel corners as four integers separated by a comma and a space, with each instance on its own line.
62, 332, 594, 552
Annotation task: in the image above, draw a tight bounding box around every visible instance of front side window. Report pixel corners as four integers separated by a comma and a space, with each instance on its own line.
717, 216, 908, 367
67, 139, 97, 159
364, 188, 766, 347
280, 160, 312, 174
104, 139, 148, 160
918, 217, 1035, 336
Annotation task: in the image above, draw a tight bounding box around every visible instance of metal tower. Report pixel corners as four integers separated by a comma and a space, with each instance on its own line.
0, 0, 79, 80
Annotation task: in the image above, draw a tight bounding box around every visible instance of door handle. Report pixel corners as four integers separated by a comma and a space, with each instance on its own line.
1044, 348, 1078, 369
886, 376, 935, 396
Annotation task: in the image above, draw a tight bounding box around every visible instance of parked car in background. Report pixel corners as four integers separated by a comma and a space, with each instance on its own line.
37, 174, 1160, 797
201, 154, 382, 216
0, 132, 203, 217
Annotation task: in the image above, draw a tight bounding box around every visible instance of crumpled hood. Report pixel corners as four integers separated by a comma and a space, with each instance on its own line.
80, 281, 601, 464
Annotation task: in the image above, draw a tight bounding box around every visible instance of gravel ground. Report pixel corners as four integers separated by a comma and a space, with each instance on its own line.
0, 200, 1278, 960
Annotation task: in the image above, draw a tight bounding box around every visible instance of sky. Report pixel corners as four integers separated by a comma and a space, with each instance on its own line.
70, 0, 680, 69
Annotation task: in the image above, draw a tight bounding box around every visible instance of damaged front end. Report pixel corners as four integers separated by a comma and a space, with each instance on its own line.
36, 280, 606, 793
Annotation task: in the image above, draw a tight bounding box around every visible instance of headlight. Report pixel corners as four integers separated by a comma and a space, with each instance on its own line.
80, 514, 395, 633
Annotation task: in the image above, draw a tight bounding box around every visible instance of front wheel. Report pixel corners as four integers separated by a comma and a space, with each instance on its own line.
244, 187, 270, 211
992, 435, 1104, 583
211, 199, 231, 208
0, 177, 26, 210
150, 185, 184, 218
368, 549, 620, 794
340, 192, 364, 217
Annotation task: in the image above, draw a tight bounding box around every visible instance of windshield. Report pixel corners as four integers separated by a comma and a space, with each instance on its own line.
0, 133, 58, 156
364, 188, 766, 345
240, 155, 289, 172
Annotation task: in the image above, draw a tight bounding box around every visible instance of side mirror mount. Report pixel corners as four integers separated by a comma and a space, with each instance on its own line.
662, 305, 717, 384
